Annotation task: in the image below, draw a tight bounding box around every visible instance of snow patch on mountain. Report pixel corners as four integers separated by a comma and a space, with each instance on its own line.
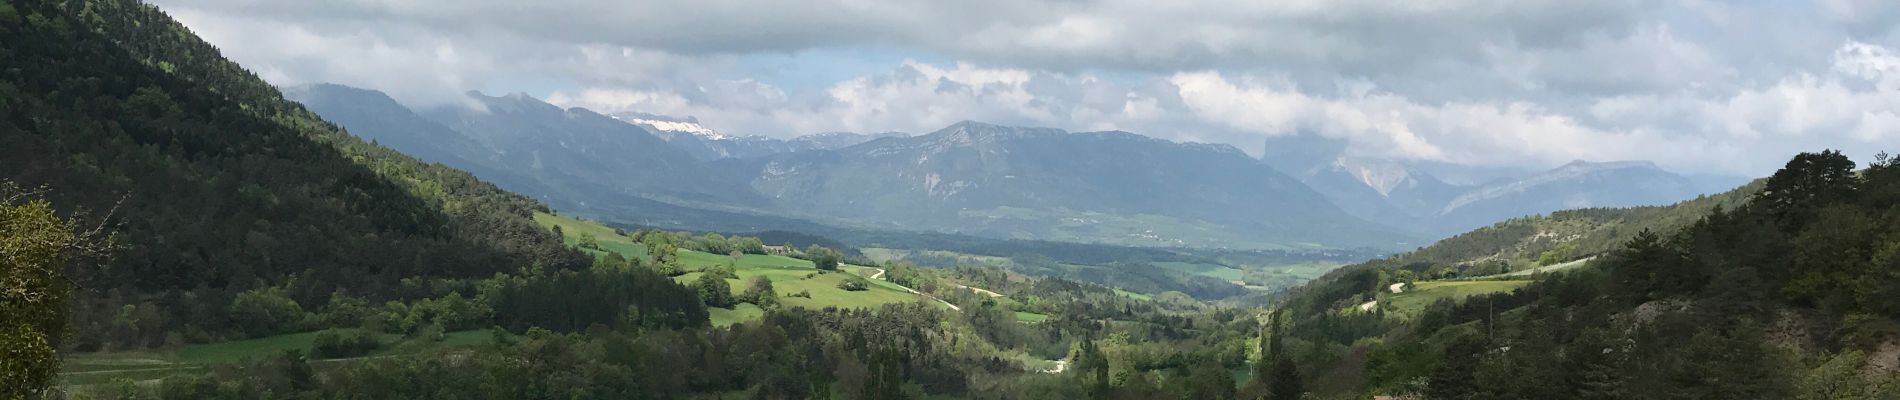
607, 112, 727, 139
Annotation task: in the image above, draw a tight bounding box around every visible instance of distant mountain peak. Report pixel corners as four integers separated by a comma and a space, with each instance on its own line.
929, 120, 1064, 141
1558, 159, 1660, 171
1437, 158, 1694, 221
1331, 157, 1419, 196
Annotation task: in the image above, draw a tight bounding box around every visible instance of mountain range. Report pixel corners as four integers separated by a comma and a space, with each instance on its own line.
724, 121, 1411, 249
289, 84, 1746, 250
613, 112, 907, 161
1262, 133, 1748, 236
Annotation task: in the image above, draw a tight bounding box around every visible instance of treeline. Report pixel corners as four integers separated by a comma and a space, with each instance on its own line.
83, 289, 1278, 400
85, 304, 1006, 399
1271, 150, 1900, 398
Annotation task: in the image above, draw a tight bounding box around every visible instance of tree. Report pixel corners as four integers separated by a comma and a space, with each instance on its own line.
744, 276, 779, 309
1798, 350, 1900, 400
737, 237, 766, 254
1757, 150, 1858, 228
229, 286, 310, 337
1268, 359, 1303, 400
1, 185, 103, 398
1611, 229, 1683, 302
1786, 205, 1879, 308
1426, 334, 1487, 400
645, 233, 682, 272
805, 245, 842, 271
700, 233, 730, 254
1073, 339, 1111, 400
695, 273, 734, 308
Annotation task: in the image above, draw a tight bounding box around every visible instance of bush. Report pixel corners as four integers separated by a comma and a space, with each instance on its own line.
412, 322, 446, 342
705, 263, 738, 280
837, 279, 868, 291
805, 245, 843, 271
311, 329, 381, 359
228, 286, 310, 338
695, 274, 735, 308
743, 277, 779, 308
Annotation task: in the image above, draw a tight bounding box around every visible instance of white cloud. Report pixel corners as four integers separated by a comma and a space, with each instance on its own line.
546, 40, 1899, 176
155, 0, 1900, 175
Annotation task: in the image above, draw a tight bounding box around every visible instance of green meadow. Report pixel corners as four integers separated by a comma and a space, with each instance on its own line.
1384, 280, 1533, 318
537, 212, 942, 321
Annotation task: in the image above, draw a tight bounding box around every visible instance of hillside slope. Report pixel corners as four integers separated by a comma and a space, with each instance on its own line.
1429, 160, 1714, 234
1, 0, 596, 349
1261, 134, 1741, 237
1268, 151, 1900, 398
420, 91, 769, 208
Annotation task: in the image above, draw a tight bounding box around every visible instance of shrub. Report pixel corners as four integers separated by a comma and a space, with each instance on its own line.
837, 279, 868, 291
311, 329, 381, 359
705, 263, 738, 280
695, 274, 735, 308
743, 277, 778, 308
228, 286, 309, 338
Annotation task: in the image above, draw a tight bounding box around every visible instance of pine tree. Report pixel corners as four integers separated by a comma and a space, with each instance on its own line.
1269, 359, 1303, 400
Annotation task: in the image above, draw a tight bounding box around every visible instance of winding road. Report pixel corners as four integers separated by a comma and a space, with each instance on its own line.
861, 266, 961, 311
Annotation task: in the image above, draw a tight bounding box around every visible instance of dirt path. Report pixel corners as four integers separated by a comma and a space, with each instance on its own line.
952, 283, 1004, 298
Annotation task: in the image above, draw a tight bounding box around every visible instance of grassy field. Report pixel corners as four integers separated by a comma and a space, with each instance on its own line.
536, 212, 649, 259
860, 247, 1013, 267
176, 329, 384, 364
1153, 261, 1245, 282
710, 303, 766, 327
1014, 311, 1051, 323
62, 329, 493, 387
538, 212, 939, 323
677, 265, 930, 312
1385, 280, 1533, 318
1482, 257, 1596, 279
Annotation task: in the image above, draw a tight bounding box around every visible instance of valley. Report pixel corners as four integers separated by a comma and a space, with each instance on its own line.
3, 0, 1893, 399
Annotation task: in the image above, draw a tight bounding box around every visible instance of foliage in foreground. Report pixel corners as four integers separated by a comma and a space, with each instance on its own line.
1271, 151, 1900, 399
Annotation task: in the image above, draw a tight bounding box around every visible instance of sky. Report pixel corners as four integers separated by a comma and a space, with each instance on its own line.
152, 0, 1900, 176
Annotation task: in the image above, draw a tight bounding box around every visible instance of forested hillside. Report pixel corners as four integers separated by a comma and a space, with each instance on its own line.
1267, 151, 1900, 398
0, 0, 627, 349
1348, 178, 1761, 279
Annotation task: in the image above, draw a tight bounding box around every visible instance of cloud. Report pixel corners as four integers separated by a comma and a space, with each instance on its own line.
549, 41, 1899, 176
548, 62, 1204, 140
158, 0, 1663, 99
154, 0, 1900, 176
